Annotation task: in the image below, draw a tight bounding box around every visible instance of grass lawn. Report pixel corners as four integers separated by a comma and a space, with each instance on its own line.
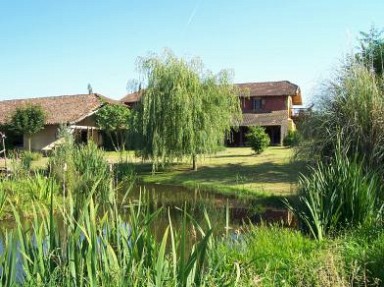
134, 147, 307, 197
3, 146, 306, 198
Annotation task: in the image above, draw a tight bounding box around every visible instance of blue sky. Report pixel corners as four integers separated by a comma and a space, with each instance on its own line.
1, 1, 383, 104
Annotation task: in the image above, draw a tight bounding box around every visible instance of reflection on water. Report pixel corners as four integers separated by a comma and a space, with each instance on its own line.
0, 183, 290, 257
121, 183, 290, 239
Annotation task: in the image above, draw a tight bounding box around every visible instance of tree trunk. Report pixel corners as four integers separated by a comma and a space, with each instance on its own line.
108, 131, 118, 152
28, 136, 31, 152
192, 155, 197, 171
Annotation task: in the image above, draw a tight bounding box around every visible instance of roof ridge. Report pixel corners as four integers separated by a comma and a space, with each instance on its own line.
0, 93, 95, 103
236, 80, 295, 85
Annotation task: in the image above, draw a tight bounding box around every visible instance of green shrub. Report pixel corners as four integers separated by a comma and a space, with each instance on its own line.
246, 126, 270, 154
283, 130, 302, 147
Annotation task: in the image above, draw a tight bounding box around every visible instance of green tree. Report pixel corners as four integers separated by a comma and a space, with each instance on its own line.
135, 51, 242, 171
95, 104, 131, 151
246, 126, 270, 154
9, 105, 46, 151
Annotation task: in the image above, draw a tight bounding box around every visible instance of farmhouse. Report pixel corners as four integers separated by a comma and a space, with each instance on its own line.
232, 81, 302, 145
0, 93, 118, 151
121, 80, 302, 145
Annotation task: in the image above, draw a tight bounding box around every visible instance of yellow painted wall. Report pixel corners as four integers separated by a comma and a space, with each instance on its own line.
24, 125, 59, 151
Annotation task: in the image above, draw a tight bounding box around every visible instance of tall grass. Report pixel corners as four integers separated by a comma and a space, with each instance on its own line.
287, 141, 383, 241
73, 141, 113, 202
0, 188, 6, 219
49, 139, 113, 203
0, 183, 216, 286
300, 65, 384, 175
1, 139, 383, 286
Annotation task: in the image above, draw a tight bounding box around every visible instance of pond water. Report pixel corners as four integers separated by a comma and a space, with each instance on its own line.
0, 183, 290, 255
122, 183, 290, 239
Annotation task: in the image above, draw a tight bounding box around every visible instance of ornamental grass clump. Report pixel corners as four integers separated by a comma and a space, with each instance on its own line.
287, 140, 384, 241
301, 65, 384, 175
73, 141, 113, 202
49, 136, 113, 203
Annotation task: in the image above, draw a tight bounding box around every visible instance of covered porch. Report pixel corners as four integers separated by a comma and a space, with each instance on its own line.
227, 111, 292, 147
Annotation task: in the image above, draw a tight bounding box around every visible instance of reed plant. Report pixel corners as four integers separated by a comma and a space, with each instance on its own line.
73, 141, 113, 203
287, 140, 383, 241
0, 181, 216, 286
49, 138, 113, 203
0, 188, 6, 219
1, 176, 383, 285
300, 65, 384, 175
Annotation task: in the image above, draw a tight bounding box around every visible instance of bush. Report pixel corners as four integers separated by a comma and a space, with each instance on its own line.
246, 126, 270, 154
283, 130, 302, 147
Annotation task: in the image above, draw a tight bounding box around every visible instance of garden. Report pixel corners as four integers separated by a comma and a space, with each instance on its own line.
1, 30, 384, 286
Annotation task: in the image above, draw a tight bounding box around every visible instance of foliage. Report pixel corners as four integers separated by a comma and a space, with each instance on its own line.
283, 130, 302, 147
0, 188, 6, 219
9, 104, 46, 151
135, 50, 242, 171
0, 172, 60, 217
95, 104, 131, 151
49, 132, 112, 202
246, 126, 270, 154
341, 226, 384, 285
0, 187, 215, 286
286, 142, 383, 241
19, 151, 42, 170
48, 127, 77, 194
73, 141, 113, 202
213, 225, 358, 286
300, 65, 384, 175
355, 26, 384, 76
0, 152, 383, 285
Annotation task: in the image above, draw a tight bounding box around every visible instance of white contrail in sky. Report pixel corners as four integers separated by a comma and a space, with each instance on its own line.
186, 0, 203, 28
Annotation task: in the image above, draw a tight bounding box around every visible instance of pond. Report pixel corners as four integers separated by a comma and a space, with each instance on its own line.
0, 183, 290, 253
122, 183, 291, 239
0, 183, 291, 282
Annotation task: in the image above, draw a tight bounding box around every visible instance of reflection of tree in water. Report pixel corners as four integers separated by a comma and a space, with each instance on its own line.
120, 183, 289, 242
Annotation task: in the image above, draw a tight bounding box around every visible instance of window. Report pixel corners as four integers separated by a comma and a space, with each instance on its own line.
253, 98, 263, 111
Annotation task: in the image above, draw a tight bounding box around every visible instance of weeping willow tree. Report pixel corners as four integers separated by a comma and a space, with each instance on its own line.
135, 51, 242, 171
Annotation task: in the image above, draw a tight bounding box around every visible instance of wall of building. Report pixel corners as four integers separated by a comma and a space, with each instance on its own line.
241, 96, 287, 113
23, 115, 102, 151
76, 114, 98, 127
75, 115, 102, 145
25, 124, 59, 151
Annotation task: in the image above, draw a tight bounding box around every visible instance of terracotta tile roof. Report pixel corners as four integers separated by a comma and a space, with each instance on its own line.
241, 111, 289, 127
121, 90, 143, 104
237, 81, 302, 105
120, 81, 302, 105
0, 93, 119, 125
